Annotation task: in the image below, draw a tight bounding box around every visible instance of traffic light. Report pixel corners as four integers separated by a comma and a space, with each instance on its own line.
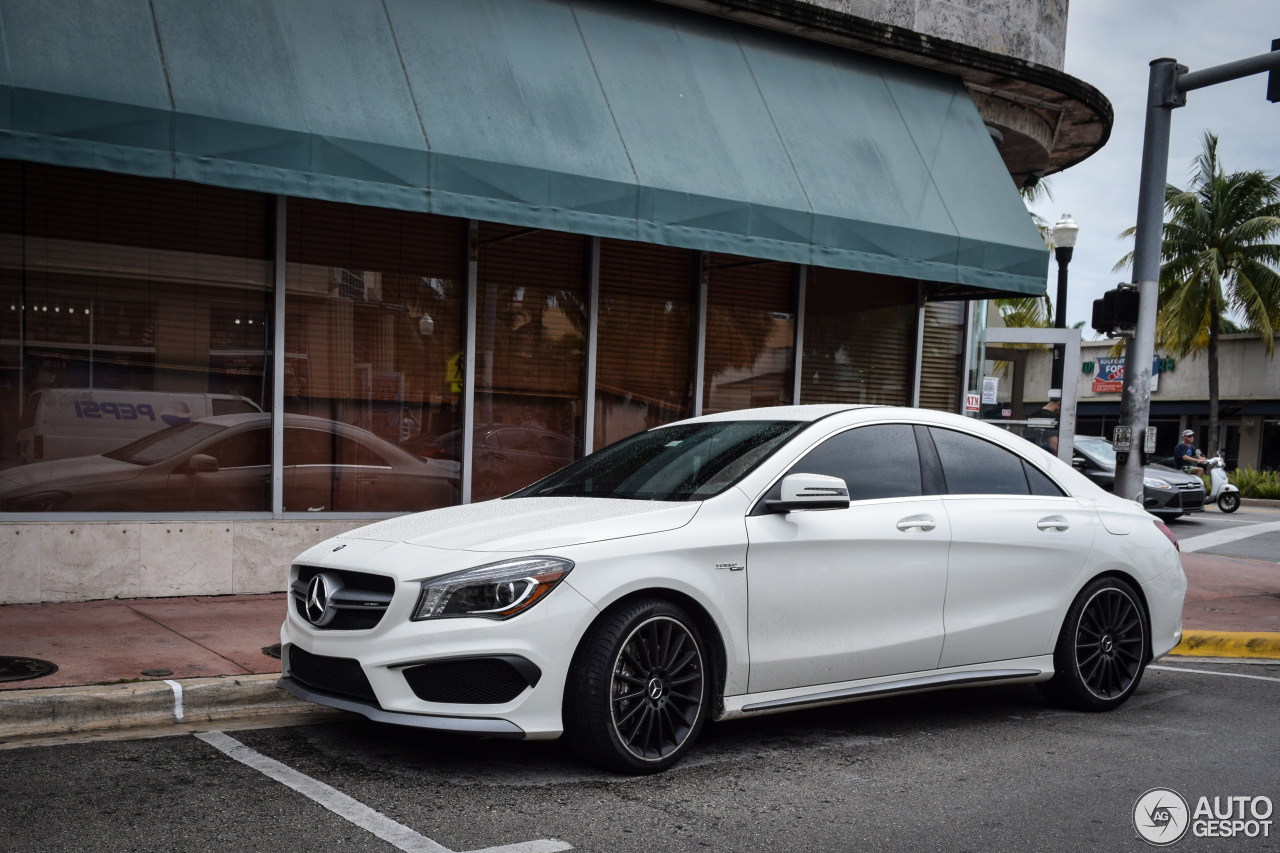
1269, 39, 1279, 103
1091, 286, 1141, 337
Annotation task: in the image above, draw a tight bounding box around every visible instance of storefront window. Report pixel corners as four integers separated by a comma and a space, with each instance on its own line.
918, 300, 965, 412
473, 225, 588, 500
800, 269, 916, 406
594, 240, 697, 448
0, 161, 273, 512
703, 257, 796, 414
284, 199, 465, 512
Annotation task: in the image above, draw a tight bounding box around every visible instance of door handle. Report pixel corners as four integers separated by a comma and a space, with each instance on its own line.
1037, 516, 1070, 531
896, 516, 936, 532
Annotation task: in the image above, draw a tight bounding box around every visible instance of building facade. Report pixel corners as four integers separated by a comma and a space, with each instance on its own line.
987, 335, 1280, 470
0, 0, 1110, 604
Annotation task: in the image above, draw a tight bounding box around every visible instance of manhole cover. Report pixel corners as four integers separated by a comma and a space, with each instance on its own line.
141, 668, 173, 677
263, 643, 281, 659
0, 656, 59, 683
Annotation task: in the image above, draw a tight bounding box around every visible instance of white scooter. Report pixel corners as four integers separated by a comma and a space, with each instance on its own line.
1203, 456, 1240, 513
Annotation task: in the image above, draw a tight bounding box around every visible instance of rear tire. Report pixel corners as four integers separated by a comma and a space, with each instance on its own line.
563, 598, 709, 774
1218, 492, 1240, 513
1038, 577, 1148, 711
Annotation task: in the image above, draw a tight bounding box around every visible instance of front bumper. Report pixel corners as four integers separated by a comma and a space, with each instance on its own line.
278, 675, 526, 737
280, 559, 600, 740
1144, 483, 1206, 517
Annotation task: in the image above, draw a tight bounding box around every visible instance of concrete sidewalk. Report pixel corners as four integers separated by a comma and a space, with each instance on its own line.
1, 550, 1277, 743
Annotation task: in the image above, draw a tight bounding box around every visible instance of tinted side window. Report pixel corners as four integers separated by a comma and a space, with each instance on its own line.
1023, 459, 1066, 496
928, 428, 1030, 496
206, 427, 269, 469
769, 424, 922, 503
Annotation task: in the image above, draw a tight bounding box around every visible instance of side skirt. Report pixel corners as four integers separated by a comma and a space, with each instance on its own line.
719, 659, 1052, 720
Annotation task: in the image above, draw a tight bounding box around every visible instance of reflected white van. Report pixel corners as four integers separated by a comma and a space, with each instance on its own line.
16, 389, 263, 463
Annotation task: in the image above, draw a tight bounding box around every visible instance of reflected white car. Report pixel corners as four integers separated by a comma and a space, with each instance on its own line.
280, 405, 1187, 774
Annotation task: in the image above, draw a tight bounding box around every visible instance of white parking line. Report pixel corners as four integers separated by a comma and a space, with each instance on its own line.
163, 680, 184, 721
196, 731, 572, 853
1149, 665, 1280, 683
1177, 520, 1280, 553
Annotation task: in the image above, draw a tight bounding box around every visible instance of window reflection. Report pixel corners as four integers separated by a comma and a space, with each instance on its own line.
0, 161, 273, 512
473, 225, 587, 500
594, 240, 697, 449
703, 257, 795, 414
284, 200, 465, 512
800, 269, 916, 405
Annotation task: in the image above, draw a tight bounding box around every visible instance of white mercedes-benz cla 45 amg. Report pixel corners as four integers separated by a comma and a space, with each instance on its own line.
280, 405, 1187, 774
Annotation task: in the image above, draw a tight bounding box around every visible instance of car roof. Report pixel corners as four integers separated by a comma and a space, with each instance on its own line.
678, 404, 880, 424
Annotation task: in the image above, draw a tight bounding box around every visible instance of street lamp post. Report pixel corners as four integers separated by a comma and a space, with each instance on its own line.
1049, 214, 1079, 398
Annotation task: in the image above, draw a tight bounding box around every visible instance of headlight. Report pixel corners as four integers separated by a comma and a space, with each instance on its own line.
1143, 478, 1172, 490
412, 556, 573, 621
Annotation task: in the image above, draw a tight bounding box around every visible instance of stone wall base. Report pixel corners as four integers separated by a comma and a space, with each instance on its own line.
0, 520, 371, 604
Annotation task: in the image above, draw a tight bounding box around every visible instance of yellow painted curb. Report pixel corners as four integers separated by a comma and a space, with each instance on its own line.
1168, 631, 1280, 659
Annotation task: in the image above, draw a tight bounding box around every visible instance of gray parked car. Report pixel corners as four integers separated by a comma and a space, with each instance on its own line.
1071, 435, 1205, 518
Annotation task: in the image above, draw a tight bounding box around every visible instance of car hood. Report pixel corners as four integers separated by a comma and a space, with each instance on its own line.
0, 455, 144, 491
339, 496, 701, 552
1144, 463, 1204, 485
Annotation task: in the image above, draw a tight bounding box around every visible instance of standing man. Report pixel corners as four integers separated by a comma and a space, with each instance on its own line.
1174, 429, 1208, 476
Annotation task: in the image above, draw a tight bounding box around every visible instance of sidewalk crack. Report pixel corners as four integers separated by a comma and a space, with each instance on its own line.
127, 607, 255, 676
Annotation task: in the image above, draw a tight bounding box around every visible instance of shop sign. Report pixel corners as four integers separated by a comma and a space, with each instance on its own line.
1092, 357, 1163, 393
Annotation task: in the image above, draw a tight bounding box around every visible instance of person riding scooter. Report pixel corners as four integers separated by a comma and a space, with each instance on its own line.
1174, 430, 1207, 475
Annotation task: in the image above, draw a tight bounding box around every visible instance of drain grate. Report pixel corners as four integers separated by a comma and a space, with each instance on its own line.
0, 656, 59, 683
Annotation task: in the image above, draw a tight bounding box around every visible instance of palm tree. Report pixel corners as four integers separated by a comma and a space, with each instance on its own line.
997, 179, 1055, 328
1116, 131, 1280, 456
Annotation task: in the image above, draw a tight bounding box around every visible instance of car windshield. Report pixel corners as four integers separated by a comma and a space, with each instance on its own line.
516, 421, 805, 502
104, 422, 226, 465
1074, 436, 1117, 467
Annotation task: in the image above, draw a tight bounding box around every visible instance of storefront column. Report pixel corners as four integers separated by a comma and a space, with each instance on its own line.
693, 253, 709, 417
270, 196, 287, 518
582, 237, 601, 455
461, 221, 479, 503
791, 266, 806, 404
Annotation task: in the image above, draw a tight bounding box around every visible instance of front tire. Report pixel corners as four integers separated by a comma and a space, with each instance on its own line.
564, 598, 709, 774
1038, 577, 1148, 711
1218, 491, 1240, 513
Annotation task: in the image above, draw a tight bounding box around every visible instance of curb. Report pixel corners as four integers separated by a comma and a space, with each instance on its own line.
1240, 498, 1280, 509
1167, 631, 1280, 659
0, 674, 343, 741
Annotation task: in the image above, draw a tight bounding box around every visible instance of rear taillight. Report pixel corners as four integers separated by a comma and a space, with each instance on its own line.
1154, 519, 1179, 551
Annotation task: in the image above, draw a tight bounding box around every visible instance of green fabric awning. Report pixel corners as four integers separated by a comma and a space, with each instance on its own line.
0, 0, 1049, 295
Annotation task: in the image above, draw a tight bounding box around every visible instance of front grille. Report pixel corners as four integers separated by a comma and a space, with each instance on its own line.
402, 657, 539, 705
292, 566, 394, 631
1177, 483, 1205, 510
296, 566, 394, 594
288, 646, 377, 703
293, 598, 385, 631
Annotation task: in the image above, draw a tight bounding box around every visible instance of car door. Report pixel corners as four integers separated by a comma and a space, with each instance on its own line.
925, 426, 1099, 668
166, 425, 270, 511
745, 423, 951, 694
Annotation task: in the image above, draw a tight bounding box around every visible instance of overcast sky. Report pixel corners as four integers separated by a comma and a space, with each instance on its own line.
1026, 0, 1280, 332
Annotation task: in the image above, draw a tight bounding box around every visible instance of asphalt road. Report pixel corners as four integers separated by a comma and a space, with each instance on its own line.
2, 662, 1277, 853
1168, 505, 1280, 564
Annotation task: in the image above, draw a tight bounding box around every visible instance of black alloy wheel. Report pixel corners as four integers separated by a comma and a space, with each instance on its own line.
1039, 577, 1148, 711
564, 598, 709, 774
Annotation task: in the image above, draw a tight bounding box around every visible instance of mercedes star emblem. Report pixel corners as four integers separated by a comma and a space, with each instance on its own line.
305, 573, 341, 627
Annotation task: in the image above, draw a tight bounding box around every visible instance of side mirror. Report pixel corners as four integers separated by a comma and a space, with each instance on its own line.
187, 453, 219, 473
1071, 456, 1086, 469
765, 473, 850, 513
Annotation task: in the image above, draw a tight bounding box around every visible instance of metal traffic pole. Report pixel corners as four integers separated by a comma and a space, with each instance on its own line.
1115, 46, 1280, 504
